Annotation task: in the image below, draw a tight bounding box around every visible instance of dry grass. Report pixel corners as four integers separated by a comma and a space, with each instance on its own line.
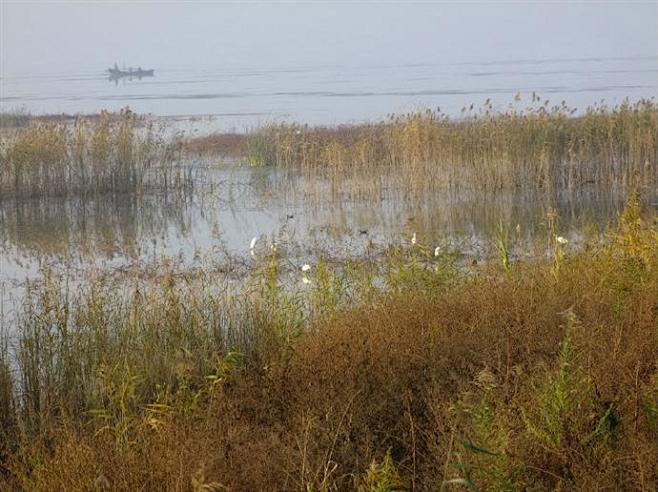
181, 132, 249, 157
0, 109, 31, 130
0, 195, 657, 490
185, 98, 658, 201
0, 108, 191, 199
0, 109, 150, 131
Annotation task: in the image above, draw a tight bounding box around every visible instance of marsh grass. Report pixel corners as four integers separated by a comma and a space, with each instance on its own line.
0, 109, 31, 130
0, 195, 657, 490
0, 108, 192, 199
0, 109, 140, 131
0, 332, 15, 475
184, 98, 657, 202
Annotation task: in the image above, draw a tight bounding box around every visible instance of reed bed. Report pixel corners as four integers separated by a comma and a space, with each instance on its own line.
188, 98, 658, 200
0, 108, 192, 199
0, 196, 657, 490
0, 109, 31, 130
0, 109, 140, 131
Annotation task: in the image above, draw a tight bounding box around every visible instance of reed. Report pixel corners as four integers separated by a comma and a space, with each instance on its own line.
0, 108, 31, 130
0, 108, 192, 200
0, 333, 15, 474
201, 98, 658, 200
0, 197, 657, 490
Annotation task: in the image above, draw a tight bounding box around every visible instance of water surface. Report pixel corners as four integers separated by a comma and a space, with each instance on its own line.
2, 56, 656, 131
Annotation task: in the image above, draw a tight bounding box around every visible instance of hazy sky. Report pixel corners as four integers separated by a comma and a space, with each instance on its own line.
2, 1, 657, 75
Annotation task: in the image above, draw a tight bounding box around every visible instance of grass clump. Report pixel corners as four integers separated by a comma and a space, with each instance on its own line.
0, 336, 16, 478
0, 108, 190, 199
0, 198, 657, 490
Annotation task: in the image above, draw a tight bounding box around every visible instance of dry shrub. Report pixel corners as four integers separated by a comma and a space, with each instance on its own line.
3, 206, 658, 491
182, 133, 248, 156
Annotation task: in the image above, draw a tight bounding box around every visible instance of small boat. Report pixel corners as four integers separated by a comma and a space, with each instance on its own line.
107, 63, 154, 80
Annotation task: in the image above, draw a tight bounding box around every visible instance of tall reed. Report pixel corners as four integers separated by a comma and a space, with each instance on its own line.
0, 108, 31, 130
0, 108, 192, 199
235, 98, 657, 199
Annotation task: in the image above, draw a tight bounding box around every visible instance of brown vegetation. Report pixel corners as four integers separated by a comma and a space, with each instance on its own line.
0, 109, 189, 199
181, 132, 249, 157
184, 98, 658, 198
0, 109, 150, 131
1, 196, 657, 491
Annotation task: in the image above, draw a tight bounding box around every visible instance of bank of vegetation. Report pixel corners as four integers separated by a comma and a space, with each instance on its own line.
1, 195, 657, 491
186, 98, 657, 198
0, 109, 191, 199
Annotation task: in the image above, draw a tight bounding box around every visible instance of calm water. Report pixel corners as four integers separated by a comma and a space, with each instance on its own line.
2, 55, 658, 325
2, 56, 657, 131
1, 162, 651, 282
1, 159, 656, 328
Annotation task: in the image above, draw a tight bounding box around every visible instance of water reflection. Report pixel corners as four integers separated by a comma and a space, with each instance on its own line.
0, 163, 647, 281
107, 64, 155, 86
1, 162, 654, 332
0, 193, 191, 261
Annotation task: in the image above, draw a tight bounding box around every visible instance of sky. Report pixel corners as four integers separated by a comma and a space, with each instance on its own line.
2, 1, 657, 75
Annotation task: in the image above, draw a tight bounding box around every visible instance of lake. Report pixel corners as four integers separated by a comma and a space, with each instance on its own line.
1, 55, 657, 326
2, 56, 657, 131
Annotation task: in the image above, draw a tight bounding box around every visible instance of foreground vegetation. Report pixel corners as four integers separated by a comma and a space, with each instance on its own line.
1, 194, 657, 490
186, 98, 658, 198
0, 109, 190, 199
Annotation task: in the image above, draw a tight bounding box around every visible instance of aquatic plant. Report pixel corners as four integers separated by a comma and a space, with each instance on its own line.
0, 108, 192, 199
186, 98, 658, 201
0, 107, 31, 129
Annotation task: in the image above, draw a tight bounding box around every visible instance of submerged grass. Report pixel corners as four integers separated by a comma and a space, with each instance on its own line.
0, 108, 191, 199
0, 196, 657, 490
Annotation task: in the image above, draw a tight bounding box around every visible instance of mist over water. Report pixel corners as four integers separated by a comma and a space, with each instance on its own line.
2, 2, 657, 129
2, 57, 657, 130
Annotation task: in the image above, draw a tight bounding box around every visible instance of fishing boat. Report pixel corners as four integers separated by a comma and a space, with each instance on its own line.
107, 63, 154, 80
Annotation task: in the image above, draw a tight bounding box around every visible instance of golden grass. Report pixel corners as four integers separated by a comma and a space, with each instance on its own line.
1, 196, 657, 490
0, 108, 31, 130
0, 108, 190, 199
184, 98, 658, 201
0, 109, 139, 131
